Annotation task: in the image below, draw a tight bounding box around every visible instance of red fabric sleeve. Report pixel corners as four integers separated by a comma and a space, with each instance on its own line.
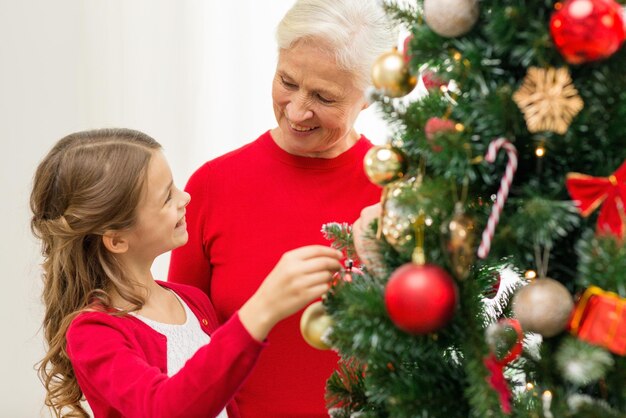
66, 311, 264, 418
168, 163, 212, 295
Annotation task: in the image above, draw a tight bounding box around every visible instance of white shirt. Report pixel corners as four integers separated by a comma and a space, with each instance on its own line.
134, 290, 229, 418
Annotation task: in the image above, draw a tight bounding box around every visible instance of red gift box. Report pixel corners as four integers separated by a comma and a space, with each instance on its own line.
569, 286, 626, 356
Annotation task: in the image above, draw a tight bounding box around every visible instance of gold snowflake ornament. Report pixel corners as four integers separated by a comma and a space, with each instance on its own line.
513, 67, 584, 135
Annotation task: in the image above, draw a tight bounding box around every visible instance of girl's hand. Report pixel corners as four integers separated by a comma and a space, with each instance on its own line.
238, 245, 342, 341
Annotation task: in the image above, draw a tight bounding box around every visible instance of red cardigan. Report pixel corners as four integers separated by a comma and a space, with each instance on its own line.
66, 281, 265, 418
168, 131, 381, 417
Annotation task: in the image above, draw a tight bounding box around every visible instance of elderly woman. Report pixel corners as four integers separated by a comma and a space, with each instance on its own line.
168, 0, 394, 416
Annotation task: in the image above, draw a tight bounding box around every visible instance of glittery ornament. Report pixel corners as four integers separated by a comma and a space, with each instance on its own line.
424, 0, 480, 38
363, 145, 408, 186
550, 0, 625, 64
440, 206, 476, 279
381, 178, 424, 254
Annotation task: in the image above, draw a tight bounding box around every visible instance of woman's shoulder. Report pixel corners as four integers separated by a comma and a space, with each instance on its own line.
185, 131, 271, 198
194, 131, 271, 173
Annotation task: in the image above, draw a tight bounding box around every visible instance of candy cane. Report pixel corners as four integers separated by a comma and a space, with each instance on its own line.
477, 138, 518, 259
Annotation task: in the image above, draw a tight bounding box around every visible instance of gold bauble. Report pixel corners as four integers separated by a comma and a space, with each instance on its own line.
512, 277, 574, 337
300, 301, 333, 350
382, 178, 424, 255
371, 48, 417, 98
363, 145, 408, 186
440, 208, 476, 279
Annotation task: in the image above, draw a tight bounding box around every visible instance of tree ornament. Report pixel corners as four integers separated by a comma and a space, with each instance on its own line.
331, 261, 363, 287
384, 263, 458, 334
363, 144, 408, 186
569, 285, 626, 355
512, 277, 574, 337
513, 67, 584, 135
381, 178, 424, 255
550, 0, 625, 65
423, 0, 480, 38
484, 318, 524, 415
424, 117, 457, 152
440, 204, 476, 279
300, 301, 333, 350
371, 47, 417, 98
477, 138, 519, 259
566, 160, 626, 238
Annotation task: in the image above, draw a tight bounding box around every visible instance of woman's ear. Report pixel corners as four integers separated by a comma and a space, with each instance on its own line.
102, 231, 129, 254
361, 95, 370, 110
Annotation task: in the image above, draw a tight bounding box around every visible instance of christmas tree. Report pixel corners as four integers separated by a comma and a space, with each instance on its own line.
300, 0, 626, 416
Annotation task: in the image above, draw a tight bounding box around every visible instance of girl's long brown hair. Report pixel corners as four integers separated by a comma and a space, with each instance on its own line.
30, 128, 161, 417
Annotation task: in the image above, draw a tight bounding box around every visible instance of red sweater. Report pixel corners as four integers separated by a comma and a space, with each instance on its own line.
168, 131, 381, 417
66, 281, 265, 418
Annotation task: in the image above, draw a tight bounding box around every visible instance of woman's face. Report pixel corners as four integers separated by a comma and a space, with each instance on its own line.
271, 40, 368, 158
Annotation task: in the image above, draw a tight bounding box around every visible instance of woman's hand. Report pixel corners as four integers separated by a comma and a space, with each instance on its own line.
239, 245, 342, 341
352, 203, 384, 274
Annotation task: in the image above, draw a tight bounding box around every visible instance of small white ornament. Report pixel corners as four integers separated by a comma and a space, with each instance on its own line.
424, 0, 480, 38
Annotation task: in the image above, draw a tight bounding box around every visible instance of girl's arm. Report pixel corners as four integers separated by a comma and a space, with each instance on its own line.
66, 311, 264, 418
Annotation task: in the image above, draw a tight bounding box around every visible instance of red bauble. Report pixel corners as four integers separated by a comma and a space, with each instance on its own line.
424, 117, 457, 152
550, 0, 625, 64
384, 263, 458, 334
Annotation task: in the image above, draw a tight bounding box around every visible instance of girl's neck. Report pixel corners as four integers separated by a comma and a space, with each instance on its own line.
111, 280, 186, 325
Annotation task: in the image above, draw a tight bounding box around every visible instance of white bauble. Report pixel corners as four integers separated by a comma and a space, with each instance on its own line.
423, 0, 480, 38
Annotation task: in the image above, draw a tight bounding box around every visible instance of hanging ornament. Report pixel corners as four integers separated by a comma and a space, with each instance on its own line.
477, 138, 519, 259
484, 318, 524, 415
384, 263, 458, 334
363, 144, 408, 186
550, 0, 625, 65
300, 300, 333, 350
381, 177, 425, 255
569, 285, 626, 355
440, 203, 476, 279
565, 160, 626, 238
371, 47, 417, 98
424, 117, 458, 152
330, 260, 363, 287
423, 0, 480, 38
512, 277, 574, 337
513, 67, 584, 135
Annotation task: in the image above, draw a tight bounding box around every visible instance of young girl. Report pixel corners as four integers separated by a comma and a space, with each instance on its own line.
30, 128, 342, 418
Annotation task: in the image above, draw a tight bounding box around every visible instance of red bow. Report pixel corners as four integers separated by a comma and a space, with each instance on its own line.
566, 160, 626, 238
483, 319, 523, 415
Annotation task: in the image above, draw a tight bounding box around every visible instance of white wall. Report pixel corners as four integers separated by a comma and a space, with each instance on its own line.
0, 1, 390, 415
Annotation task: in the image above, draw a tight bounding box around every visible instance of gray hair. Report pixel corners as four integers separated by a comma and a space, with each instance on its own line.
276, 0, 397, 91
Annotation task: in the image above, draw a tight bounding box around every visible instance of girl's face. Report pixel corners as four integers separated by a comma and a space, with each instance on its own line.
125, 151, 190, 263
270, 40, 368, 158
